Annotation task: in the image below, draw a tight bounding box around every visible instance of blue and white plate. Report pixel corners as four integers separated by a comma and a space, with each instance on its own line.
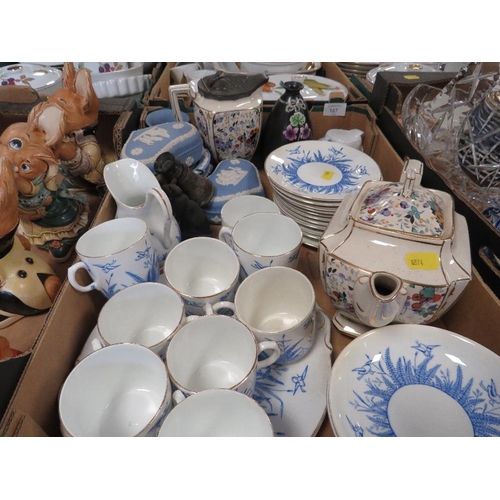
327, 324, 500, 437
253, 307, 332, 437
265, 140, 382, 203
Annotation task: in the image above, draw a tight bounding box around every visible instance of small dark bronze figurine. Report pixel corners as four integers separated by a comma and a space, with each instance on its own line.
154, 152, 214, 207
157, 181, 212, 240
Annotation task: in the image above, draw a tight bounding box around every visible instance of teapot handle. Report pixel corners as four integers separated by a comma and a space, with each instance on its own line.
399, 159, 423, 196
168, 83, 193, 123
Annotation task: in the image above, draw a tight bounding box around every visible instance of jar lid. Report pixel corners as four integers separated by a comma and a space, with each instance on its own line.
197, 71, 269, 101
355, 182, 446, 237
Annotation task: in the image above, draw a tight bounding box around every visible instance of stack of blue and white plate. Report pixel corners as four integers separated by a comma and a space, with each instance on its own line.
264, 140, 383, 248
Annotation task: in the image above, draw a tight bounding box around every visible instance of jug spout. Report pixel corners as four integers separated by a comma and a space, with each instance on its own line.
353, 272, 407, 328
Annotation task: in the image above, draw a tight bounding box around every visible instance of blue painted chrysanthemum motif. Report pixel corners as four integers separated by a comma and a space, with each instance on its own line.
348, 341, 500, 437
276, 145, 369, 195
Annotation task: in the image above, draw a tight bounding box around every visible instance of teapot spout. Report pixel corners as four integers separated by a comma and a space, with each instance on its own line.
353, 272, 407, 328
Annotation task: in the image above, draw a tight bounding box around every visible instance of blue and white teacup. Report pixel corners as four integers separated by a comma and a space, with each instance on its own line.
218, 212, 302, 279
67, 217, 160, 299
163, 236, 241, 316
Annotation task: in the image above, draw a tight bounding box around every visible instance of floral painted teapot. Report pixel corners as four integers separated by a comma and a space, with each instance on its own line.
169, 71, 268, 163
319, 159, 472, 334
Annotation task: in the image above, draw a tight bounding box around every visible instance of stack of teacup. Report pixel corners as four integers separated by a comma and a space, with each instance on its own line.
60, 187, 318, 437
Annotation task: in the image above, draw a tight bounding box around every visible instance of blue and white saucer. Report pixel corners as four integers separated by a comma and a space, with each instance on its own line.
328, 324, 500, 437
264, 140, 382, 203
253, 307, 333, 437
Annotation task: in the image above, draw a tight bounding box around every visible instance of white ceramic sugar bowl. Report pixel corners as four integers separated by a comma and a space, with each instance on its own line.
319, 159, 472, 332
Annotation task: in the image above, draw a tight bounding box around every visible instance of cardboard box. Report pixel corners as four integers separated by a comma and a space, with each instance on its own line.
317, 62, 368, 104
368, 70, 458, 117
2, 105, 499, 437
146, 62, 366, 112
0, 95, 139, 420
375, 105, 500, 298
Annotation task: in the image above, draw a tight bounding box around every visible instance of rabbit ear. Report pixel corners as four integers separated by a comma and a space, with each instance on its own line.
62, 62, 77, 91
74, 67, 98, 115
28, 102, 64, 148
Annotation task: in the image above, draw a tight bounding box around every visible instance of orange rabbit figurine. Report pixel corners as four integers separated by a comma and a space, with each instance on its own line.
0, 102, 91, 261
0, 152, 62, 328
46, 62, 106, 188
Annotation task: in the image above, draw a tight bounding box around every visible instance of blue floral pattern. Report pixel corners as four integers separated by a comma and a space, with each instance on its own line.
91, 244, 159, 299
272, 144, 372, 196
195, 108, 262, 162
346, 341, 500, 437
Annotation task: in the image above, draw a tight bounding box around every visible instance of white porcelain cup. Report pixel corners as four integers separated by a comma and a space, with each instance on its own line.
220, 195, 281, 230
67, 218, 160, 299
163, 236, 240, 315
59, 343, 172, 437
216, 266, 316, 365
218, 212, 302, 278
165, 314, 280, 401
157, 389, 274, 437
93, 282, 186, 358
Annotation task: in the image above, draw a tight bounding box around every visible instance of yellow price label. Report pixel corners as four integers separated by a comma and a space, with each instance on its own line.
405, 252, 440, 270
404, 75, 420, 80
321, 170, 334, 180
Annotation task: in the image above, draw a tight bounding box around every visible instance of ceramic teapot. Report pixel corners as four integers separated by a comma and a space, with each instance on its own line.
169, 71, 268, 163
319, 159, 472, 334
104, 158, 182, 268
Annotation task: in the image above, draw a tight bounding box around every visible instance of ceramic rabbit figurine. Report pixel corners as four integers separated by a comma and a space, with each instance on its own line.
0, 103, 91, 261
45, 62, 106, 188
0, 153, 62, 328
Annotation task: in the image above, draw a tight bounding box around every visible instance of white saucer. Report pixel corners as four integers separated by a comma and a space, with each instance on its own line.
253, 307, 333, 437
327, 323, 500, 437
265, 140, 382, 203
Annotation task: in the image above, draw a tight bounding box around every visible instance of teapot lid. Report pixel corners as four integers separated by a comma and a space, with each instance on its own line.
197, 71, 269, 101
354, 160, 447, 237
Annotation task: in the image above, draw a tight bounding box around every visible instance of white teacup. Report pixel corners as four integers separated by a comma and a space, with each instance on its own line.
218, 212, 302, 278
165, 314, 280, 400
217, 266, 316, 365
157, 389, 274, 437
163, 236, 240, 315
59, 343, 171, 437
220, 195, 280, 230
67, 218, 160, 299
93, 282, 185, 358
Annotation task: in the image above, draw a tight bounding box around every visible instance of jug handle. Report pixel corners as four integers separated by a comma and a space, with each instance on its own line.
148, 187, 176, 247
169, 83, 193, 123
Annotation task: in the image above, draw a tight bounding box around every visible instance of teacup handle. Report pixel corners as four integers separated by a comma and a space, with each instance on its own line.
218, 226, 234, 248
256, 340, 281, 369
67, 262, 96, 293
204, 301, 236, 316
172, 389, 187, 406
148, 187, 180, 251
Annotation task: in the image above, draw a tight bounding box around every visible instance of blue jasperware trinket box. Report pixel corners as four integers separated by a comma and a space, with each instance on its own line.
202, 158, 265, 224
120, 122, 204, 171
